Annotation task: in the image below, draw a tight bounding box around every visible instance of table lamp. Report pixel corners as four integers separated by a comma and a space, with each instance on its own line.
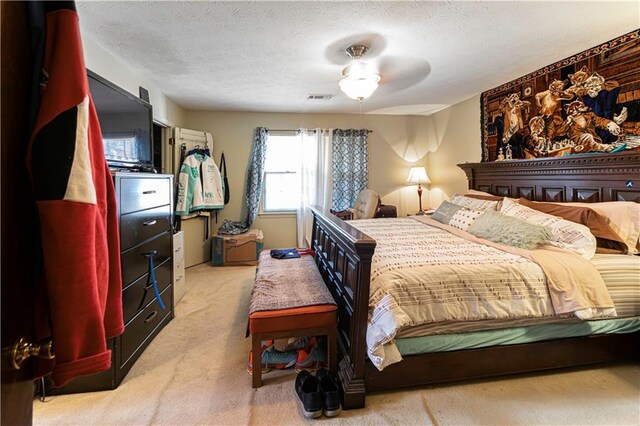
406, 167, 430, 215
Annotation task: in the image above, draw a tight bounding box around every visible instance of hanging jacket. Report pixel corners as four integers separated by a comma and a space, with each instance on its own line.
26, 2, 124, 387
176, 152, 224, 215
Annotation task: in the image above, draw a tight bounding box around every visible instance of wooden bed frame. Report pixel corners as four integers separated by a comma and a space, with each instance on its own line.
310, 152, 640, 409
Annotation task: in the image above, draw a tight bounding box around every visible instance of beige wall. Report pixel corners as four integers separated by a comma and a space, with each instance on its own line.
82, 35, 186, 127
186, 111, 433, 249
426, 95, 482, 207
82, 28, 484, 252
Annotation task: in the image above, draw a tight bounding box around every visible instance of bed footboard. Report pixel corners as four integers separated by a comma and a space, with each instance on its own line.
310, 207, 375, 409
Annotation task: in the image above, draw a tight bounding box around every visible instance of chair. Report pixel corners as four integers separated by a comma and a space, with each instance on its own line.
331, 189, 381, 220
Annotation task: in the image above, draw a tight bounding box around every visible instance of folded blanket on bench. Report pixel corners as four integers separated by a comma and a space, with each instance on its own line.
250, 251, 336, 314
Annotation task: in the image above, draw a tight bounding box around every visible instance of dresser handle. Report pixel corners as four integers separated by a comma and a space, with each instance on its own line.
142, 250, 159, 258
143, 220, 157, 226
142, 190, 156, 195
177, 275, 183, 281
175, 247, 182, 252
144, 311, 158, 323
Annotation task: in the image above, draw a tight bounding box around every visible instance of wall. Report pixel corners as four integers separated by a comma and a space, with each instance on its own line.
82, 35, 186, 127
186, 111, 433, 249
81, 33, 194, 299
426, 95, 482, 207
81, 28, 484, 253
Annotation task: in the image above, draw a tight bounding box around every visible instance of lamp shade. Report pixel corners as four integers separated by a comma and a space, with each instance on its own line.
406, 167, 430, 185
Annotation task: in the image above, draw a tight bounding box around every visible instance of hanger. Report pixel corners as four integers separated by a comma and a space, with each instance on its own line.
187, 144, 211, 157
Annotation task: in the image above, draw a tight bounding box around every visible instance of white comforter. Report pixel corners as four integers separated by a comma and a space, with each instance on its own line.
348, 217, 615, 370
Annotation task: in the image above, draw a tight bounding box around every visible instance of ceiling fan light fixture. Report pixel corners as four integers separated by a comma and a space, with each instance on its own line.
339, 73, 380, 101
339, 45, 380, 101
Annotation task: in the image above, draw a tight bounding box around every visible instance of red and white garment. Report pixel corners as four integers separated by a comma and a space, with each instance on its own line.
27, 2, 124, 387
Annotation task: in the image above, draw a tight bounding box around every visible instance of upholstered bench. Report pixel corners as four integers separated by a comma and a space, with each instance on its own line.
249, 251, 337, 388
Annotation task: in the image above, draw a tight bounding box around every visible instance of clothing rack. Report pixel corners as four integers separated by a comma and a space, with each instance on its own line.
170, 128, 214, 177
170, 128, 216, 233
178, 132, 211, 152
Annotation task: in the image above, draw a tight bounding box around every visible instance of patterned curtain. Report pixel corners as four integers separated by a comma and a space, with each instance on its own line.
331, 129, 369, 211
245, 127, 269, 227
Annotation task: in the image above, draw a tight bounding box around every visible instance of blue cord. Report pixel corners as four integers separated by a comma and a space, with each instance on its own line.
148, 256, 166, 310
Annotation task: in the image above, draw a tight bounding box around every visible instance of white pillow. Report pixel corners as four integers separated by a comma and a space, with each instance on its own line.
465, 189, 495, 197
549, 201, 640, 255
449, 208, 484, 231
450, 194, 499, 211
500, 198, 596, 259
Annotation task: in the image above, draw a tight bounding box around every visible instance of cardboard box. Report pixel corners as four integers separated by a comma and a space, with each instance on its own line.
212, 229, 264, 266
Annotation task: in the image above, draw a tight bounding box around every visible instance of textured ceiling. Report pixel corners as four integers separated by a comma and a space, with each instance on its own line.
77, 1, 639, 115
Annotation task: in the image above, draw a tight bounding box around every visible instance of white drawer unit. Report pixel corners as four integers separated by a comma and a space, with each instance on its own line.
173, 231, 186, 305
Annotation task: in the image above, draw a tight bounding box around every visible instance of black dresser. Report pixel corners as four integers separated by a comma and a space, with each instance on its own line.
53, 173, 174, 393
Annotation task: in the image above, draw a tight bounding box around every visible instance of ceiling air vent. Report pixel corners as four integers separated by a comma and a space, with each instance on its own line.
307, 94, 333, 100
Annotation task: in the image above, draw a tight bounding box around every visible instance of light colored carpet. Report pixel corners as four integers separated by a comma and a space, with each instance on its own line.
34, 263, 640, 425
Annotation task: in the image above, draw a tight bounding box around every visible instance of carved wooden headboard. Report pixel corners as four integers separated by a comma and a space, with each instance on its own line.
458, 152, 640, 203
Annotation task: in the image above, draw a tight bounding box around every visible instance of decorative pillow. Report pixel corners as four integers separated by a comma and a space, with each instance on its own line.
519, 198, 627, 254
547, 201, 640, 255
464, 193, 513, 210
449, 208, 485, 231
468, 211, 552, 250
450, 194, 499, 211
465, 193, 504, 202
465, 189, 495, 197
432, 201, 462, 224
432, 201, 483, 231
500, 198, 596, 259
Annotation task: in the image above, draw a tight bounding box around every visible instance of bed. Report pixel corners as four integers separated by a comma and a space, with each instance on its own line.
310, 152, 640, 409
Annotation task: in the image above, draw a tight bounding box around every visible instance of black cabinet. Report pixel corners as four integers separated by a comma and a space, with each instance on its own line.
52, 173, 174, 393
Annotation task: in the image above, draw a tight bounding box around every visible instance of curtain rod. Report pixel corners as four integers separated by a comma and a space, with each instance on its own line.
267, 128, 373, 133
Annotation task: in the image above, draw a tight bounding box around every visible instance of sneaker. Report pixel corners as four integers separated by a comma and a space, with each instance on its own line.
281, 336, 315, 353
295, 340, 327, 372
295, 371, 323, 418
247, 341, 272, 374
247, 346, 296, 374
316, 368, 342, 417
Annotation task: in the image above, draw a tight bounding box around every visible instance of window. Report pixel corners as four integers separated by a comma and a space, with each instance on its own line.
262, 133, 301, 212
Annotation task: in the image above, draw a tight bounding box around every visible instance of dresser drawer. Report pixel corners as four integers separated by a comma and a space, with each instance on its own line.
122, 259, 172, 324
173, 231, 184, 261
121, 232, 171, 286
120, 177, 171, 215
174, 258, 185, 283
121, 285, 172, 365
120, 205, 172, 251
174, 268, 187, 306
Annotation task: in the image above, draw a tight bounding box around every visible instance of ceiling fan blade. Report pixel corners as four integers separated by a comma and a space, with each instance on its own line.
376, 56, 431, 93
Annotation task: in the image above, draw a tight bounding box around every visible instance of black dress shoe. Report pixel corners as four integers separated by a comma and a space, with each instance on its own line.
295, 370, 323, 418
316, 368, 342, 417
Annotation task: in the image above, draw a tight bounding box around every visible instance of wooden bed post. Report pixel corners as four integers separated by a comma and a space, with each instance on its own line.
310, 207, 375, 409
341, 238, 374, 409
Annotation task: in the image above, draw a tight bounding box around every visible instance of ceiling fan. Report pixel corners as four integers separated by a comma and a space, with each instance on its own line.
331, 36, 432, 103
339, 45, 381, 101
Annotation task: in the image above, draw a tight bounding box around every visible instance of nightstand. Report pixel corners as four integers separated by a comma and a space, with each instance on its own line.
408, 210, 435, 217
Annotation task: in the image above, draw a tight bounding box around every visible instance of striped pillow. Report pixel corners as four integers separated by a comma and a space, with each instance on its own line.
500, 198, 596, 259
450, 194, 499, 211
